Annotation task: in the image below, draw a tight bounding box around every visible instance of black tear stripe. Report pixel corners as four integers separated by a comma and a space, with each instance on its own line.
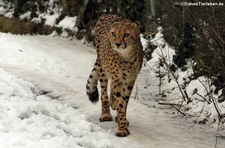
113, 37, 116, 43
130, 36, 135, 41
122, 30, 127, 48
123, 36, 127, 48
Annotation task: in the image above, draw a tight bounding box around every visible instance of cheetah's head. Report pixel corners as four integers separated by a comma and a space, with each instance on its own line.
108, 20, 140, 52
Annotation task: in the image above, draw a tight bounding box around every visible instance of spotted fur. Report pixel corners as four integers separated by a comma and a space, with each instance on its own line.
86, 14, 143, 137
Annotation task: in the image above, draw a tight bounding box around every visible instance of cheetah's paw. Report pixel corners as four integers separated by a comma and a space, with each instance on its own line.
99, 113, 113, 122
115, 128, 130, 137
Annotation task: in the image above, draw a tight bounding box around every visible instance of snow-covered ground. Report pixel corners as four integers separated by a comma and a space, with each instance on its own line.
0, 33, 224, 148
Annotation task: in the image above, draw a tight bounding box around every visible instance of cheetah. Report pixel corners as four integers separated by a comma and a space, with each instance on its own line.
86, 14, 143, 137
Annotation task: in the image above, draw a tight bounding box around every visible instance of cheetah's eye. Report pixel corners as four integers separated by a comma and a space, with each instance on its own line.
112, 32, 116, 36
124, 33, 130, 37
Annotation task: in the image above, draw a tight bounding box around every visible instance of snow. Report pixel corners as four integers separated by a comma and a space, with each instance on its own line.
0, 69, 115, 148
0, 0, 13, 18
147, 28, 174, 65
58, 16, 78, 31
19, 11, 31, 20
44, 14, 60, 26
0, 33, 224, 148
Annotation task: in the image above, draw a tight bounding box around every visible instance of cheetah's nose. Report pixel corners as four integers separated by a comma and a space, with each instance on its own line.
115, 43, 121, 47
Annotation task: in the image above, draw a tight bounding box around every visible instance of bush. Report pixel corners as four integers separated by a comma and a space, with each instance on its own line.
161, 0, 225, 94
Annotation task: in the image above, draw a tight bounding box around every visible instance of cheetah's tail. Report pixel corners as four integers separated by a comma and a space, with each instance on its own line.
86, 59, 100, 103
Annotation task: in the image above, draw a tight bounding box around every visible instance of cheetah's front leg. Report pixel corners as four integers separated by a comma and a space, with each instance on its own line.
113, 82, 130, 137
99, 69, 113, 122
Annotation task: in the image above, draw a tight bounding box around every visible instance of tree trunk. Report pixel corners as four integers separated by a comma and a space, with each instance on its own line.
13, 0, 26, 17
144, 0, 151, 32
75, 0, 89, 28
145, 0, 162, 32
150, 0, 162, 20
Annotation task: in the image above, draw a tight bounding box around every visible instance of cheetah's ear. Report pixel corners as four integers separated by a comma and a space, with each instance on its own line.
131, 21, 140, 28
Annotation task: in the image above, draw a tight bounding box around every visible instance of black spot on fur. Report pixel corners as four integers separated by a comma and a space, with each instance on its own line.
119, 104, 124, 108
116, 92, 121, 97
127, 86, 133, 90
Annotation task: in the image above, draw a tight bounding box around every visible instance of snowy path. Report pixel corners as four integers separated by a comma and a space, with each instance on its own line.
0, 33, 223, 148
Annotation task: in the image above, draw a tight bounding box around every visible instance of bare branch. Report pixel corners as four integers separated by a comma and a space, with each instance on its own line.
159, 102, 187, 116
